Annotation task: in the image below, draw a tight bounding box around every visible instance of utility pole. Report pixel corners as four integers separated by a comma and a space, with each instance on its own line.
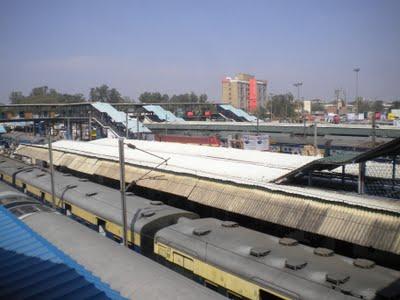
294, 82, 304, 133
313, 121, 318, 155
371, 112, 376, 146
126, 111, 129, 139
88, 110, 92, 141
118, 138, 128, 247
48, 127, 56, 209
354, 68, 360, 114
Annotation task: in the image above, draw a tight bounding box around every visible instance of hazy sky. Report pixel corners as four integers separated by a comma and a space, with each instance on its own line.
1, 0, 399, 102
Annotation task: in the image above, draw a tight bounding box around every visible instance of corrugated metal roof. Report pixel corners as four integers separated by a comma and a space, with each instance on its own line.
14, 143, 400, 255
91, 102, 150, 133
275, 137, 400, 183
143, 105, 185, 122
219, 104, 257, 122
0, 206, 125, 300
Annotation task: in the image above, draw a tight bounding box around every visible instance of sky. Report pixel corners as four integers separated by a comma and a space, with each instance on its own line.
0, 0, 399, 103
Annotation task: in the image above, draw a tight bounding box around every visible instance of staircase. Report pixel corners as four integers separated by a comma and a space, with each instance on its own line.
90, 102, 150, 138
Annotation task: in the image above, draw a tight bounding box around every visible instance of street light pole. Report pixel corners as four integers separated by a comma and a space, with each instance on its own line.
48, 127, 56, 209
118, 138, 128, 247
294, 82, 304, 133
353, 68, 360, 114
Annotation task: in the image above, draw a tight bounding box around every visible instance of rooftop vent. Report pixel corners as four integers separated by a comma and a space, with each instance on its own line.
79, 178, 89, 182
250, 247, 270, 257
279, 237, 298, 246
150, 201, 163, 206
0, 160, 6, 163
36, 173, 46, 177
141, 211, 155, 217
85, 192, 98, 197
326, 273, 350, 285
63, 173, 72, 177
314, 247, 334, 257
221, 221, 239, 228
65, 184, 77, 189
193, 227, 211, 236
353, 258, 375, 269
126, 192, 135, 196
17, 166, 25, 170
285, 259, 307, 270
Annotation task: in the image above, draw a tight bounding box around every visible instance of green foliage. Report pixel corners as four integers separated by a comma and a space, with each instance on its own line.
138, 92, 169, 103
9, 86, 86, 104
89, 84, 124, 103
390, 101, 400, 110
311, 102, 325, 112
270, 93, 297, 119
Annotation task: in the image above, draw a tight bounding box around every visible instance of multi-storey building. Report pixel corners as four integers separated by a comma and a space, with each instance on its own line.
222, 73, 268, 112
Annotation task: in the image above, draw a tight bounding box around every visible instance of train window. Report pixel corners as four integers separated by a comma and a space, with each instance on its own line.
259, 289, 284, 300
204, 280, 219, 293
227, 290, 243, 300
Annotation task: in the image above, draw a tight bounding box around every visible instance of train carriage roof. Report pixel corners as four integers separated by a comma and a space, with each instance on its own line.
155, 218, 400, 300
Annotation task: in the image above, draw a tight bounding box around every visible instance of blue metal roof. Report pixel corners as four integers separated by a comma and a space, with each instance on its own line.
143, 105, 185, 122
91, 102, 150, 133
0, 206, 126, 300
219, 104, 257, 122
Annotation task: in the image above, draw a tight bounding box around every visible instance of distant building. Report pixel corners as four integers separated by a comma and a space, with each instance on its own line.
222, 73, 268, 112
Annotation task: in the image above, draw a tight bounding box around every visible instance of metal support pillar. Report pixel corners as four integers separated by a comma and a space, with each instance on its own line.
313, 121, 318, 154
358, 162, 366, 194
341, 165, 346, 185
371, 113, 376, 146
88, 111, 92, 141
126, 112, 129, 139
393, 155, 397, 183
48, 131, 56, 209
118, 138, 128, 247
67, 118, 71, 140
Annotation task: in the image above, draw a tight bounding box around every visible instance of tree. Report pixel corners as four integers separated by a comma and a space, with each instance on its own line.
9, 87, 86, 104
89, 85, 124, 103
311, 102, 325, 113
270, 93, 297, 119
9, 91, 25, 104
138, 92, 169, 103
371, 100, 384, 112
391, 101, 400, 110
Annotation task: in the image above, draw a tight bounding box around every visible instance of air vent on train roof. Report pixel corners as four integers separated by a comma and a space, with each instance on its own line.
326, 273, 350, 285
85, 192, 98, 197
314, 247, 334, 257
17, 166, 25, 170
141, 211, 155, 217
250, 247, 270, 257
63, 173, 72, 176
193, 227, 211, 236
36, 173, 46, 177
221, 221, 239, 228
353, 258, 375, 269
279, 237, 298, 246
285, 259, 307, 270
79, 178, 89, 182
150, 201, 163, 206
